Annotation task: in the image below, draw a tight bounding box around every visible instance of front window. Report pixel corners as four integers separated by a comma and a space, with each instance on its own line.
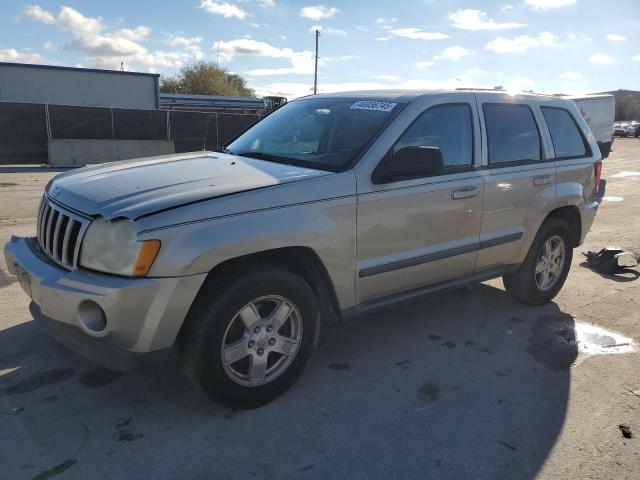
226, 98, 404, 171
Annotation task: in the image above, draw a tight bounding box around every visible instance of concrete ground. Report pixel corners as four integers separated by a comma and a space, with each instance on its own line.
1, 141, 639, 480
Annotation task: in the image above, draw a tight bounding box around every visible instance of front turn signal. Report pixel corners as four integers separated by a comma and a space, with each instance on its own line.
133, 240, 161, 277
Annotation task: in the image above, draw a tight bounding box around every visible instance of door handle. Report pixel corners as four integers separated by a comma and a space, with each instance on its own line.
451, 186, 479, 200
533, 175, 552, 186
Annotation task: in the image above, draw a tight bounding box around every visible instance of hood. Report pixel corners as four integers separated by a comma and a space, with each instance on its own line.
48, 152, 331, 220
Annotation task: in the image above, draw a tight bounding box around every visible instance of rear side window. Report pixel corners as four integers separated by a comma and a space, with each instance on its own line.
541, 107, 587, 158
395, 104, 473, 168
484, 104, 541, 164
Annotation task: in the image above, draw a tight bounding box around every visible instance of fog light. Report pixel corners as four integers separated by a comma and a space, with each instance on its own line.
78, 300, 107, 335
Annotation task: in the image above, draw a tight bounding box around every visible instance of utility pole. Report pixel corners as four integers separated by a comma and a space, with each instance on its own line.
216, 42, 220, 66
314, 29, 320, 95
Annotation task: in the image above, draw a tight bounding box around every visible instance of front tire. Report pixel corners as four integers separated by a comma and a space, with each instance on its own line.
503, 218, 573, 305
180, 267, 321, 407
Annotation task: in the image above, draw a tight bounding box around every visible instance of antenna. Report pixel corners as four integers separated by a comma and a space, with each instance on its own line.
314, 29, 320, 95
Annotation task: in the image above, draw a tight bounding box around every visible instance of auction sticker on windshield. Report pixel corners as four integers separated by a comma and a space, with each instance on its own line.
350, 101, 397, 112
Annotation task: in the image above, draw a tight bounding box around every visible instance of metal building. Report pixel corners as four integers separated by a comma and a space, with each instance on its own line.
0, 62, 159, 109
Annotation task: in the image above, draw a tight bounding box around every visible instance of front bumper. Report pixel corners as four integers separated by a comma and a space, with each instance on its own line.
4, 236, 206, 370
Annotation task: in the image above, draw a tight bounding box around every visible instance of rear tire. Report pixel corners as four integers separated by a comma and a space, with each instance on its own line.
503, 218, 573, 305
179, 267, 321, 408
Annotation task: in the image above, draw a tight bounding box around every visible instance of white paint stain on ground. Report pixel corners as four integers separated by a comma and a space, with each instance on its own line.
601, 196, 623, 202
611, 171, 640, 178
574, 322, 635, 356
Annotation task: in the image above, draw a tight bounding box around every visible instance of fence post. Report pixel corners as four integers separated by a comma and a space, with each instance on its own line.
166, 110, 170, 141
216, 113, 220, 150
44, 103, 52, 140
110, 108, 115, 140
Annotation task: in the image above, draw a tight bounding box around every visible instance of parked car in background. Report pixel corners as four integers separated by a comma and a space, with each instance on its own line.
614, 121, 636, 137
570, 94, 614, 157
5, 90, 602, 407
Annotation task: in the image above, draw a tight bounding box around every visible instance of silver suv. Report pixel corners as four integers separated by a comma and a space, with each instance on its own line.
4, 90, 601, 406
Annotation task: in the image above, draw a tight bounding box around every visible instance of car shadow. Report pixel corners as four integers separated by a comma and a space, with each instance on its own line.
0, 283, 576, 479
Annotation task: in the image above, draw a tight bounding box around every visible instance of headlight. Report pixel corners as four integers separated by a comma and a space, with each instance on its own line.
79, 218, 160, 277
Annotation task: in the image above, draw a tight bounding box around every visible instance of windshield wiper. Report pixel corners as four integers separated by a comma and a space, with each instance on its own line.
234, 151, 295, 165
217, 147, 234, 154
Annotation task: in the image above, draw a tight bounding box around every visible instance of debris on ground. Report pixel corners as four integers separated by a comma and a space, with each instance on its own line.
583, 247, 640, 275
619, 424, 633, 439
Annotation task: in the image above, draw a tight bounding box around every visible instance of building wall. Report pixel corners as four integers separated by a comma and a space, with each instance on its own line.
0, 63, 159, 110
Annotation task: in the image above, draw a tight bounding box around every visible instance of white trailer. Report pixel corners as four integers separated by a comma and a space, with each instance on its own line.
569, 94, 615, 158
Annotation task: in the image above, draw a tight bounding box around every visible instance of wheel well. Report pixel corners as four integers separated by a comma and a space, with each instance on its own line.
191, 247, 341, 322
546, 206, 581, 246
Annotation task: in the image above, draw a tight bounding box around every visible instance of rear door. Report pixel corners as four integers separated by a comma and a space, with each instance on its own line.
355, 94, 484, 303
474, 93, 556, 272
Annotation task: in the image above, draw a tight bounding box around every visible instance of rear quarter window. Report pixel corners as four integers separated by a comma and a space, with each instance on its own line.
484, 104, 541, 165
541, 107, 588, 158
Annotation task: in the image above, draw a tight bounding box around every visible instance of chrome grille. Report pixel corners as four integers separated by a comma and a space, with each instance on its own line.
36, 196, 90, 269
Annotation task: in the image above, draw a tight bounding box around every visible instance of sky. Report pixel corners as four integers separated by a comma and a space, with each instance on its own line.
1, 0, 639, 99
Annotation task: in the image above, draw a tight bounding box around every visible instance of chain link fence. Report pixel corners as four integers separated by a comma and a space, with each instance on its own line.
0, 102, 261, 164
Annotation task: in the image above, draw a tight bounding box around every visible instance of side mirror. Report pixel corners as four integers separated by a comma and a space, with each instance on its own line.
375, 146, 444, 183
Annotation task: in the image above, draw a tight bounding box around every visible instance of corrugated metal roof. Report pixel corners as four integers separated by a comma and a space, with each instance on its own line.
0, 61, 159, 78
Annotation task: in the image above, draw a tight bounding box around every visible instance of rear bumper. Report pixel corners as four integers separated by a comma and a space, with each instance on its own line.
579, 201, 599, 245
4, 235, 206, 369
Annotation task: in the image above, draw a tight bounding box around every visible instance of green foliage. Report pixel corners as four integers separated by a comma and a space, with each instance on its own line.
160, 62, 256, 98
602, 90, 640, 121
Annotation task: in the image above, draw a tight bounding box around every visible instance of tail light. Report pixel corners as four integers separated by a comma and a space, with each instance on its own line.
594, 160, 603, 198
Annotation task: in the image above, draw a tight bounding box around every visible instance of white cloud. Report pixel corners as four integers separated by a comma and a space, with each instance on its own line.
588, 54, 616, 65
486, 31, 557, 53
218, 38, 296, 61
389, 27, 449, 40
336, 54, 364, 61
436, 45, 470, 61
501, 4, 515, 11
560, 71, 582, 79
376, 36, 392, 41
414, 60, 435, 68
22, 5, 55, 24
539, 31, 558, 45
606, 34, 626, 41
57, 6, 103, 35
465, 66, 487, 75
310, 25, 347, 36
449, 9, 525, 30
0, 48, 43, 63
43, 40, 57, 52
165, 34, 202, 48
22, 5, 204, 71
633, 54, 640, 62
525, 0, 576, 9
374, 74, 401, 81
115, 26, 151, 42
257, 0, 275, 6
375, 17, 397, 25
216, 38, 317, 76
300, 5, 339, 20
200, 1, 247, 19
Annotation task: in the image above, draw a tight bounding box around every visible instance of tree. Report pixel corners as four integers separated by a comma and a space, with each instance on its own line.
160, 62, 256, 98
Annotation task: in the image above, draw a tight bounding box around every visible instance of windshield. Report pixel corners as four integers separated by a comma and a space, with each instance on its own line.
225, 98, 404, 171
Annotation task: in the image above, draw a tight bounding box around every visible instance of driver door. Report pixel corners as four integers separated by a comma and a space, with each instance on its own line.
355, 98, 484, 304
